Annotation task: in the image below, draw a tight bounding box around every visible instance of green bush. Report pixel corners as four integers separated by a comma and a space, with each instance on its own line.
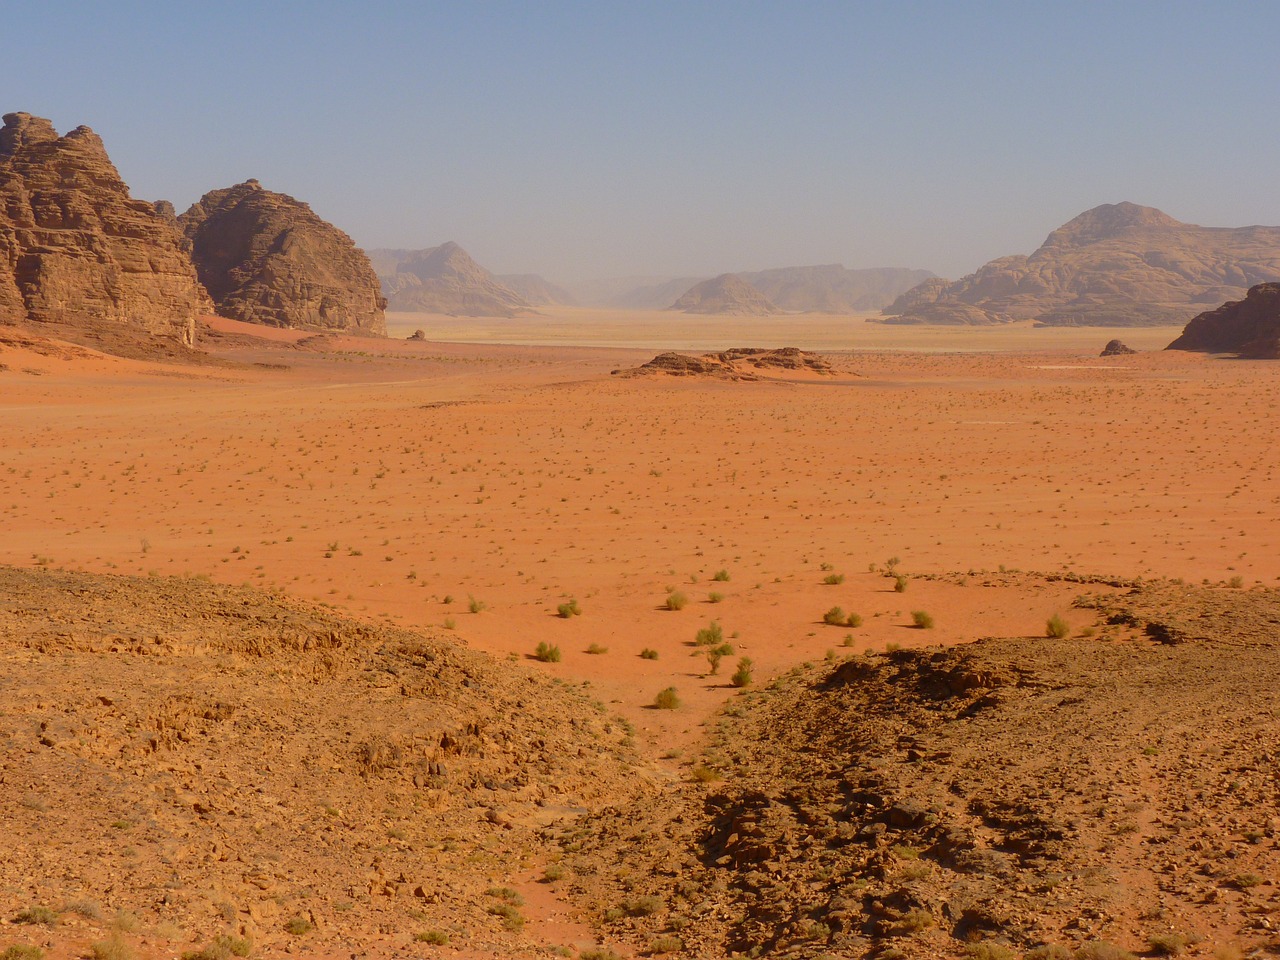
1045, 613, 1069, 638
694, 621, 724, 646
534, 641, 562, 663
894, 574, 909, 593
1, 947, 45, 960
665, 591, 688, 611
731, 657, 754, 687
654, 687, 681, 710
413, 931, 449, 945
712, 569, 731, 582
911, 610, 934, 629
823, 606, 846, 625
556, 599, 582, 618
705, 642, 735, 674
823, 573, 845, 585
586, 643, 608, 655
639, 648, 659, 660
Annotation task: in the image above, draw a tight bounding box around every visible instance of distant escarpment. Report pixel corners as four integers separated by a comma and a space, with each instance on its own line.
0, 111, 208, 346
884, 202, 1280, 326
668, 274, 779, 315
373, 243, 535, 316
1167, 282, 1280, 358
179, 180, 385, 335
494, 273, 576, 306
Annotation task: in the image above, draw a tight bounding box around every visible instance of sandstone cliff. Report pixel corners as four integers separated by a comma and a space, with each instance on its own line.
884, 202, 1280, 326
375, 243, 533, 316
1166, 282, 1280, 358
668, 273, 779, 315
180, 181, 386, 335
0, 112, 207, 345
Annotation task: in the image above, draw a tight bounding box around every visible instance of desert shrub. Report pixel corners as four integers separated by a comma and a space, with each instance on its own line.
487, 903, 524, 930
89, 938, 134, 960
1, 947, 45, 960
1073, 942, 1136, 960
712, 569, 730, 582
586, 643, 608, 655
624, 895, 664, 916
413, 931, 449, 945
894, 574, 909, 592
694, 621, 724, 646
542, 862, 565, 882
664, 591, 688, 611
580, 950, 622, 960
648, 935, 683, 954
63, 899, 102, 920
13, 907, 57, 926
654, 687, 681, 710
1024, 947, 1072, 960
731, 657, 754, 687
1228, 575, 1244, 588
1045, 614, 1070, 638
911, 610, 934, 629
847, 612, 863, 627
966, 943, 1018, 960
823, 573, 845, 585
691, 765, 722, 782
534, 641, 562, 663
180, 936, 251, 960
468, 595, 486, 613
887, 907, 933, 934
708, 591, 724, 603
823, 606, 847, 625
556, 599, 582, 618
639, 648, 659, 660
705, 642, 735, 674
283, 917, 313, 935
1148, 933, 1187, 956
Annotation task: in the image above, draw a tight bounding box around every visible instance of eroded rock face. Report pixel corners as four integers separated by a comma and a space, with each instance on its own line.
180, 180, 386, 335
1100, 339, 1137, 356
1167, 282, 1280, 358
884, 202, 1280, 326
668, 273, 779, 315
0, 112, 208, 344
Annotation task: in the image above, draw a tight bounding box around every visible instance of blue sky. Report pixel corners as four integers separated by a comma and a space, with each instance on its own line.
6, 1, 1279, 283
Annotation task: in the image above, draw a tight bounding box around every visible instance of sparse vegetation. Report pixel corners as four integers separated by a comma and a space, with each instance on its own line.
180, 935, 252, 960
1, 947, 45, 960
894, 574, 909, 592
13, 906, 57, 926
731, 656, 754, 687
639, 647, 659, 660
586, 642, 609, 655
556, 598, 582, 618
712, 569, 730, 582
1072, 942, 1136, 960
665, 590, 688, 611
823, 572, 845, 585
283, 917, 314, 935
413, 931, 449, 945
1046, 613, 1070, 638
708, 591, 724, 603
648, 935, 683, 954
654, 686, 680, 709
911, 610, 934, 629
1148, 933, 1187, 956
534, 641, 562, 662
468, 595, 486, 613
694, 621, 724, 646
89, 937, 134, 960
823, 605, 847, 625
966, 944, 1018, 960
704, 641, 735, 674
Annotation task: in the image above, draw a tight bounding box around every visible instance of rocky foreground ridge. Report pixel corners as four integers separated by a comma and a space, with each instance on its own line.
0, 112, 208, 346
885, 202, 1280, 326
1167, 281, 1280, 358
180, 180, 386, 335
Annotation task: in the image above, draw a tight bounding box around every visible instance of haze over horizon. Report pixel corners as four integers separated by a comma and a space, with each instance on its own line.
5, 2, 1279, 286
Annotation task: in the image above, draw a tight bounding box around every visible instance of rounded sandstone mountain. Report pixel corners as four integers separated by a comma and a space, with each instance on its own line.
179, 180, 386, 335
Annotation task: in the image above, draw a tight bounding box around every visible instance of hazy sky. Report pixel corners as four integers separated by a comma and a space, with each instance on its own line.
6, 2, 1279, 284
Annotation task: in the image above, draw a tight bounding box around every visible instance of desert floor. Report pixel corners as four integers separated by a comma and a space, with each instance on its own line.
0, 312, 1277, 958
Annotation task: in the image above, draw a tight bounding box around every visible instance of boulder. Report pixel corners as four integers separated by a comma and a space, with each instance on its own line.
1100, 339, 1136, 356
0, 111, 208, 345
180, 180, 385, 335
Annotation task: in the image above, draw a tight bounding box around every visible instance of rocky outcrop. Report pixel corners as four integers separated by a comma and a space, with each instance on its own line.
1166, 282, 1280, 358
179, 180, 385, 335
739, 265, 934, 312
375, 243, 533, 316
668, 273, 779, 315
1100, 339, 1137, 356
616, 347, 834, 380
0, 112, 208, 345
884, 202, 1280, 326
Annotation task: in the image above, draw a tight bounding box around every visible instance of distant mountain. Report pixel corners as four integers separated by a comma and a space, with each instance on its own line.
494, 274, 576, 306
884, 202, 1280, 326
371, 243, 533, 316
667, 274, 779, 315
739, 265, 935, 312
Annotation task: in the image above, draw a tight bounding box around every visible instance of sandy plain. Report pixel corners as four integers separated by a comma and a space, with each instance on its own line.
0, 309, 1277, 959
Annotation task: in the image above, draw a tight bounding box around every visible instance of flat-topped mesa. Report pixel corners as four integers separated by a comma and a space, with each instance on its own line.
179, 180, 386, 335
0, 111, 208, 344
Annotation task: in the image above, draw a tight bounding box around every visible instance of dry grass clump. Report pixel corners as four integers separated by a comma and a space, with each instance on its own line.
664, 591, 688, 611
1046, 613, 1070, 638
535, 641, 562, 662
180, 934, 252, 960
653, 687, 681, 710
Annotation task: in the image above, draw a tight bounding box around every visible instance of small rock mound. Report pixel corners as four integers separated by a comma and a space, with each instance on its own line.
179, 180, 386, 335
668, 273, 779, 315
1100, 338, 1136, 356
616, 347, 834, 380
1166, 282, 1280, 358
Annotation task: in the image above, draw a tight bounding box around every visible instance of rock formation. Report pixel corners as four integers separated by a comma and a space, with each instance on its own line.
616, 347, 834, 379
493, 273, 576, 306
884, 202, 1280, 326
739, 264, 934, 312
1100, 339, 1137, 356
667, 273, 779, 315
179, 180, 385, 335
1166, 282, 1280, 358
0, 111, 208, 345
373, 243, 533, 316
